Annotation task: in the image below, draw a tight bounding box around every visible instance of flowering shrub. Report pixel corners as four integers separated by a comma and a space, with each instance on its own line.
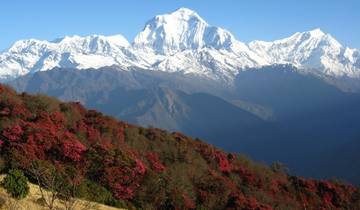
0, 107, 10, 116
146, 152, 166, 172
134, 159, 147, 175
214, 151, 231, 173
50, 111, 65, 124
62, 139, 86, 162
226, 192, 273, 210
112, 183, 134, 200
102, 162, 146, 200
235, 165, 257, 185
182, 193, 196, 209
2, 124, 23, 142
117, 127, 125, 143
322, 191, 334, 207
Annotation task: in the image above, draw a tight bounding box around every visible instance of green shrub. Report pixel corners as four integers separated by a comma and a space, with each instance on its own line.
77, 179, 113, 204
2, 169, 29, 199
23, 94, 59, 113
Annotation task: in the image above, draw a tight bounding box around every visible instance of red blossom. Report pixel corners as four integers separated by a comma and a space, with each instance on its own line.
51, 111, 65, 124
117, 127, 125, 143
235, 166, 257, 185
102, 164, 146, 200
62, 140, 86, 162
2, 124, 23, 142
112, 183, 134, 200
323, 191, 334, 207
86, 126, 101, 143
146, 152, 166, 172
214, 151, 231, 173
135, 159, 147, 175
0, 107, 10, 116
182, 193, 196, 209
11, 105, 30, 118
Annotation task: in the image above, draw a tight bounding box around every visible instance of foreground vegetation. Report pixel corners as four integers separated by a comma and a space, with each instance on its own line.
0, 174, 123, 210
0, 84, 359, 209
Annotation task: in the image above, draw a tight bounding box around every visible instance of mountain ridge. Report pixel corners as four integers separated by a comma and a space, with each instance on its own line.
1, 8, 359, 85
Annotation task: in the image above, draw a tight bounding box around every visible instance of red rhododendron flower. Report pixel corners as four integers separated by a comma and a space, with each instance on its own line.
2, 124, 23, 142
62, 140, 86, 161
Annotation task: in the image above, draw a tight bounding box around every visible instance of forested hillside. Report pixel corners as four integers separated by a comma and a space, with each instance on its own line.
0, 84, 359, 210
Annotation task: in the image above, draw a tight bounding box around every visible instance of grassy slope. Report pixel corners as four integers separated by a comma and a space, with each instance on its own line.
0, 175, 123, 210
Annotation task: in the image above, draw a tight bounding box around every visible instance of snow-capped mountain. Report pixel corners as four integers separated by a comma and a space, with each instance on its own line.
0, 34, 139, 80
249, 29, 360, 78
132, 8, 267, 80
134, 8, 248, 54
0, 7, 359, 82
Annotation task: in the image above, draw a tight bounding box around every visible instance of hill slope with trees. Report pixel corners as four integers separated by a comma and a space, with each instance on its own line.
0, 84, 359, 210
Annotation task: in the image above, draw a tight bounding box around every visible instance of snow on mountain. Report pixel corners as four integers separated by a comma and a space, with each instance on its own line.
0, 8, 359, 82
344, 48, 360, 66
0, 34, 135, 80
249, 28, 360, 78
132, 8, 267, 80
134, 8, 236, 54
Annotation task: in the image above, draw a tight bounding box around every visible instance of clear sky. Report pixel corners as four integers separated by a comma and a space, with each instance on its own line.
1, 0, 359, 51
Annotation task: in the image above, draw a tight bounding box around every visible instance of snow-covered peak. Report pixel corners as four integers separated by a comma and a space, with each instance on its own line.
0, 34, 135, 81
57, 34, 129, 47
133, 7, 237, 54
166, 7, 206, 23
258, 28, 340, 48
8, 34, 130, 55
306, 28, 325, 37
248, 28, 357, 77
52, 34, 130, 53
54, 34, 129, 44
8, 39, 49, 54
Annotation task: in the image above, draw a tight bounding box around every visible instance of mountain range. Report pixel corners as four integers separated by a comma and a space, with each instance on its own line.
1, 7, 359, 87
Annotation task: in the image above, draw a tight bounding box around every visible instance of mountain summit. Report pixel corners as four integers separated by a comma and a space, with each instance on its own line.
133, 7, 237, 54
249, 28, 359, 77
0, 8, 359, 83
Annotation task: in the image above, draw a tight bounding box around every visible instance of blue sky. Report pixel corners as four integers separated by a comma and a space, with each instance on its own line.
1, 0, 359, 50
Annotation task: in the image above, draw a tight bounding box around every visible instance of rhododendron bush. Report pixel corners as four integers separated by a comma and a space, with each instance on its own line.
0, 84, 359, 210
